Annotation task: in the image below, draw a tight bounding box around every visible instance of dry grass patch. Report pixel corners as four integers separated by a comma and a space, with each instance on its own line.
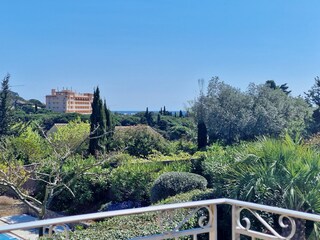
0, 196, 17, 205
0, 196, 28, 217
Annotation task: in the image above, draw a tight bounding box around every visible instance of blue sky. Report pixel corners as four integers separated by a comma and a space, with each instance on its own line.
0, 0, 319, 111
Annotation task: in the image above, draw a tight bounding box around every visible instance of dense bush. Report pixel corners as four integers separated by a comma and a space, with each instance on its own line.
68, 189, 214, 240
49, 175, 109, 214
109, 163, 159, 204
171, 140, 197, 155
109, 161, 192, 205
113, 114, 141, 126
150, 172, 207, 203
154, 115, 196, 141
106, 153, 132, 168
112, 125, 171, 157
199, 143, 235, 195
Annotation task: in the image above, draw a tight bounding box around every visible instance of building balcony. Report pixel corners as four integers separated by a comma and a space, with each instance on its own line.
0, 198, 319, 239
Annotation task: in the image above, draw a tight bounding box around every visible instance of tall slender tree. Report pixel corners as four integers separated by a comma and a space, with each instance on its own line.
196, 78, 207, 149
144, 107, 153, 125
163, 106, 166, 115
104, 99, 114, 151
157, 113, 161, 124
89, 87, 106, 156
0, 74, 12, 136
197, 120, 207, 149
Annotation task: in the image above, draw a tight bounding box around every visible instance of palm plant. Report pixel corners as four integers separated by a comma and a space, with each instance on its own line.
226, 135, 320, 239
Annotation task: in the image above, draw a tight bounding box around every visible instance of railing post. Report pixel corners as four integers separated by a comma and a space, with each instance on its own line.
232, 205, 239, 240
209, 204, 217, 240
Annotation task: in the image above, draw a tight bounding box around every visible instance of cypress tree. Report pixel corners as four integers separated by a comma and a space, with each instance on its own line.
145, 107, 153, 125
163, 106, 166, 115
89, 87, 107, 156
179, 110, 183, 118
197, 120, 207, 150
0, 74, 12, 136
157, 114, 161, 125
141, 107, 148, 124
104, 99, 114, 151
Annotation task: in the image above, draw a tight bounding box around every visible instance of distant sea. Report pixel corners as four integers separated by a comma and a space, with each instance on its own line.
113, 110, 186, 115
113, 111, 140, 115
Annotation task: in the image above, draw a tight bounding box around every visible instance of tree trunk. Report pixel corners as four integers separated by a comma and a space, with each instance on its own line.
38, 213, 45, 237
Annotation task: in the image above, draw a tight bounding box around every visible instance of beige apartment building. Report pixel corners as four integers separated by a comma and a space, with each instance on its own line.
46, 89, 94, 114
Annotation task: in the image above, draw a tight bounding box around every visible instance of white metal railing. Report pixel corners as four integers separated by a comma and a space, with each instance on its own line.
0, 198, 320, 239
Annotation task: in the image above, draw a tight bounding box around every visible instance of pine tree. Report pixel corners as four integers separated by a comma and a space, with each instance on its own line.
305, 77, 320, 107
89, 87, 107, 156
0, 74, 12, 136
266, 80, 291, 95
265, 80, 277, 89
279, 83, 291, 95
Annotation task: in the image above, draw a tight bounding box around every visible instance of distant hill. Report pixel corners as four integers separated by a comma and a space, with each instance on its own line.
7, 90, 45, 108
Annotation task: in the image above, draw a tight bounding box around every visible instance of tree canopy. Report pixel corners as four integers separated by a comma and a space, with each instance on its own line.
192, 77, 312, 144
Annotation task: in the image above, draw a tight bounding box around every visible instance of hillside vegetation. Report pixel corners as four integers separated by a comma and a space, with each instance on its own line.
2, 75, 320, 239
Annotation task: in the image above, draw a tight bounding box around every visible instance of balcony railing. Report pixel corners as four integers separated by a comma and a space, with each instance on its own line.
0, 198, 319, 239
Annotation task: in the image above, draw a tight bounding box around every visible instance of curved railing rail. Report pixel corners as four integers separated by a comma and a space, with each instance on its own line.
0, 198, 319, 239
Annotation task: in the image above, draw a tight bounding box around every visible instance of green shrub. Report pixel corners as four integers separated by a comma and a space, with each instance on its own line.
171, 140, 197, 155
69, 189, 214, 240
150, 172, 207, 203
49, 174, 109, 214
109, 161, 193, 205
112, 125, 171, 157
157, 189, 214, 204
109, 163, 161, 204
199, 143, 236, 196
106, 153, 132, 168
161, 160, 192, 172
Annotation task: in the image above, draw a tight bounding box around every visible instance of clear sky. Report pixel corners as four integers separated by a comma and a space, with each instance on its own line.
0, 0, 319, 111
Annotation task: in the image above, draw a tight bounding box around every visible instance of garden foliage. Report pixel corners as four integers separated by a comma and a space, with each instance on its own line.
151, 172, 207, 203
192, 77, 312, 144
67, 189, 214, 240
109, 161, 191, 205
112, 125, 170, 157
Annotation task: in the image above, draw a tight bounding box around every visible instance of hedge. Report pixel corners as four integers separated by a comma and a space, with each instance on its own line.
150, 172, 207, 203
63, 189, 214, 240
